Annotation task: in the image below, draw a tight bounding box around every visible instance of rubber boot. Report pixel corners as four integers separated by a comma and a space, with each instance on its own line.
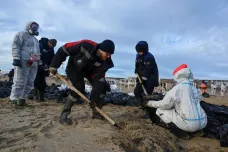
168, 122, 191, 140
59, 98, 74, 125
38, 91, 45, 102
17, 98, 26, 107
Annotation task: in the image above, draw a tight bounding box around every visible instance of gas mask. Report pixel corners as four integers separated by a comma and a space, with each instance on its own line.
28, 22, 39, 36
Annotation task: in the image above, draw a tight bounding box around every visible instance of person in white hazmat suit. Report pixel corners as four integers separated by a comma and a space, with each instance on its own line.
144, 64, 207, 140
10, 21, 40, 106
221, 83, 227, 97
211, 81, 217, 96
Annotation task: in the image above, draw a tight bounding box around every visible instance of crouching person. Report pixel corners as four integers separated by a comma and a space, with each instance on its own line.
49, 39, 114, 125
144, 64, 207, 140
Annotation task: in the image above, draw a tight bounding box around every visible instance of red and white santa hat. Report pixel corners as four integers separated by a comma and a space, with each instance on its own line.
173, 64, 188, 76
173, 64, 191, 81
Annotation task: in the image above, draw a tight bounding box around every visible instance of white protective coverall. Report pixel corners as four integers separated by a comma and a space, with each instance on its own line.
211, 81, 217, 96
10, 22, 40, 100
221, 83, 227, 96
147, 64, 207, 132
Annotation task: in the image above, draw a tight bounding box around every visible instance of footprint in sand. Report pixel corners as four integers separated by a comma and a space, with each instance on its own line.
39, 120, 54, 133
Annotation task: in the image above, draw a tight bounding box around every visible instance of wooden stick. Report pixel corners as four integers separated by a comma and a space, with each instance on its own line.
136, 73, 148, 96
55, 73, 117, 127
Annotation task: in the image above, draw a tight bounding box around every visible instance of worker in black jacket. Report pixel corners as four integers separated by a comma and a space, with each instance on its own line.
49, 39, 115, 125
33, 38, 57, 101
134, 41, 159, 111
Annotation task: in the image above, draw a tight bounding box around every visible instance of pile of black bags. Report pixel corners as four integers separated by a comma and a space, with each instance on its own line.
0, 81, 12, 98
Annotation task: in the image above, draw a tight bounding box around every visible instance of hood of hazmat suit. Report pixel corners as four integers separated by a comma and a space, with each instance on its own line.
12, 21, 40, 61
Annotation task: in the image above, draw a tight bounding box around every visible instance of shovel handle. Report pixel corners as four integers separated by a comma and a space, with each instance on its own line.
136, 73, 148, 96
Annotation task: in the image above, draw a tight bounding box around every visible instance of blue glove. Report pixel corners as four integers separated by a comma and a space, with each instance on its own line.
12, 59, 21, 67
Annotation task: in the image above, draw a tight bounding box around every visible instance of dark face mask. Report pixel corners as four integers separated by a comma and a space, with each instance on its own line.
29, 23, 39, 36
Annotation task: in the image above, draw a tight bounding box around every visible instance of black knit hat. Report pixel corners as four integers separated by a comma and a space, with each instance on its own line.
135, 41, 149, 52
49, 39, 57, 47
99, 39, 115, 54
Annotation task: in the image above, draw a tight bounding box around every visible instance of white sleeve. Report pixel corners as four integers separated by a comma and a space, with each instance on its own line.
12, 32, 25, 60
147, 89, 175, 110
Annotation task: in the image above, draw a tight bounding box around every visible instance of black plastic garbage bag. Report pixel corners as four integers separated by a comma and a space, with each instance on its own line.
219, 124, 228, 147
0, 81, 12, 98
103, 92, 139, 106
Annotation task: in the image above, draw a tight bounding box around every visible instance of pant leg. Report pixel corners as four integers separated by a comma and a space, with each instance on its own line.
21, 62, 38, 99
134, 82, 144, 98
67, 70, 85, 100
38, 70, 47, 92
9, 77, 13, 83
34, 72, 39, 89
90, 77, 106, 109
145, 84, 154, 95
59, 69, 85, 123
10, 60, 30, 101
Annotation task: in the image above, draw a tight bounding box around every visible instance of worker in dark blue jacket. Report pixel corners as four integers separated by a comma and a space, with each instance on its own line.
32, 38, 57, 101
134, 41, 159, 110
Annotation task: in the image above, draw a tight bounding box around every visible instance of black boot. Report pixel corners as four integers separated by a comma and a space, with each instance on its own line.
38, 91, 45, 102
17, 98, 26, 107
59, 98, 74, 125
168, 122, 191, 140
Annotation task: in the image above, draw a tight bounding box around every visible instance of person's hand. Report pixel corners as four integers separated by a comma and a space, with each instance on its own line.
49, 67, 57, 75
12, 59, 21, 67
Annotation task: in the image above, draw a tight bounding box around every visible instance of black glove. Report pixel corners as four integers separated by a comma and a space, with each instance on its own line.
89, 101, 96, 109
12, 59, 21, 67
143, 95, 151, 101
143, 94, 163, 101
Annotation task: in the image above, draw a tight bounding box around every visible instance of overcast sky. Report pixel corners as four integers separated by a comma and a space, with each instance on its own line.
0, 0, 228, 79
